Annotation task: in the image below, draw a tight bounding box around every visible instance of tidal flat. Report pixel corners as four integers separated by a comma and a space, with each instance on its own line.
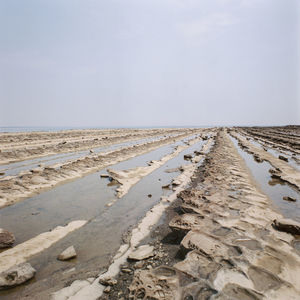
0, 126, 300, 299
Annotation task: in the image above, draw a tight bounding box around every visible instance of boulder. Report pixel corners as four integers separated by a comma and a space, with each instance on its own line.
57, 246, 77, 261
0, 229, 15, 248
128, 245, 154, 261
272, 219, 300, 235
0, 263, 36, 289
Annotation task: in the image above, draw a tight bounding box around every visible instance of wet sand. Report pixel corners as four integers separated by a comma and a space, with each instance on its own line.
0, 126, 300, 299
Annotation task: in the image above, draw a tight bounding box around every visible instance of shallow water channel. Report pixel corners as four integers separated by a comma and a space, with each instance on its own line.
238, 132, 300, 171
0, 135, 206, 299
0, 134, 176, 178
230, 135, 300, 222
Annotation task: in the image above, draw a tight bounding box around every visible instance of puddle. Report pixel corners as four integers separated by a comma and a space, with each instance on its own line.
0, 134, 177, 179
0, 136, 207, 299
230, 135, 300, 222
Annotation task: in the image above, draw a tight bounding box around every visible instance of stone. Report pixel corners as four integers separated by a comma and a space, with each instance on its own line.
134, 261, 145, 269
194, 150, 203, 155
104, 286, 111, 293
0, 229, 15, 248
169, 214, 204, 233
128, 245, 154, 261
174, 250, 220, 279
254, 154, 263, 163
272, 219, 300, 235
129, 267, 181, 299
184, 154, 193, 160
0, 263, 36, 289
181, 230, 230, 260
100, 174, 110, 178
147, 194, 152, 198
121, 268, 133, 274
172, 179, 181, 186
278, 155, 288, 162
99, 277, 117, 286
57, 246, 77, 261
282, 196, 296, 202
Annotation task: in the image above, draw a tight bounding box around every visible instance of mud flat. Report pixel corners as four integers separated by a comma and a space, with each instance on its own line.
1, 126, 300, 300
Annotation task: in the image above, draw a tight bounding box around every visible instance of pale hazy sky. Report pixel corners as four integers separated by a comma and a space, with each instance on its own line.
0, 0, 299, 127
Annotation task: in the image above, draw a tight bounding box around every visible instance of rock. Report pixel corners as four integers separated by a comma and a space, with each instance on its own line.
278, 155, 288, 162
0, 229, 15, 248
0, 263, 36, 289
269, 168, 282, 179
174, 250, 220, 279
104, 286, 111, 293
129, 267, 181, 299
100, 174, 110, 178
121, 268, 133, 274
89, 149, 94, 153
0, 172, 5, 176
147, 194, 152, 198
99, 277, 117, 286
254, 154, 263, 163
172, 180, 181, 186
134, 261, 145, 269
169, 214, 204, 233
128, 245, 154, 261
57, 246, 77, 261
272, 219, 300, 235
181, 230, 230, 261
194, 151, 203, 155
283, 196, 296, 202
184, 154, 193, 160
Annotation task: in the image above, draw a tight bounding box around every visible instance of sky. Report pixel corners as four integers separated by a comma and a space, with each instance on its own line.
0, 0, 299, 127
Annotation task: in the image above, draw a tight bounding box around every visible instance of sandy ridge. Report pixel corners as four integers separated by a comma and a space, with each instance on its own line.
0, 129, 206, 208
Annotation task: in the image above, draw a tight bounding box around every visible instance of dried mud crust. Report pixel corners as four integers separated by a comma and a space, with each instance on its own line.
105, 129, 300, 300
